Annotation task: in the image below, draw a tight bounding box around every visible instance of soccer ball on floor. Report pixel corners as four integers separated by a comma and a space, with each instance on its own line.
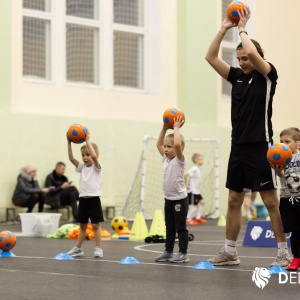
0, 230, 17, 251
111, 216, 128, 233
267, 143, 292, 167
163, 108, 185, 129
226, 1, 248, 25
67, 123, 87, 144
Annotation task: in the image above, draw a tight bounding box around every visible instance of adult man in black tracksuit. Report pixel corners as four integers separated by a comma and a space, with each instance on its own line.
45, 162, 79, 222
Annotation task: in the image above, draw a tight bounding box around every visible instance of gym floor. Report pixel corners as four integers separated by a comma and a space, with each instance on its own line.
0, 219, 298, 300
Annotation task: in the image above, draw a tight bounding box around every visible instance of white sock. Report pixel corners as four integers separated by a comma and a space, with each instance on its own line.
196, 204, 204, 219
277, 242, 288, 255
247, 210, 252, 219
187, 205, 197, 220
225, 239, 237, 254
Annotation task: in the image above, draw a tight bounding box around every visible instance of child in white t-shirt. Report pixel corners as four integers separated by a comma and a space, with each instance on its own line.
154, 116, 189, 263
185, 153, 206, 225
67, 128, 104, 258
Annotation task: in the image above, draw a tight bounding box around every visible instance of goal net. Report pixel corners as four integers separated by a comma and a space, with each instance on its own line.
122, 136, 219, 220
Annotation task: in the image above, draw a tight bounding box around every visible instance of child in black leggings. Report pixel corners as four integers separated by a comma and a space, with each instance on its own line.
271, 127, 300, 270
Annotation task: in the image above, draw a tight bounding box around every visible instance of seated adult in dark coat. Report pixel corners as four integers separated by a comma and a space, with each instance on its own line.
45, 162, 79, 221
12, 165, 49, 212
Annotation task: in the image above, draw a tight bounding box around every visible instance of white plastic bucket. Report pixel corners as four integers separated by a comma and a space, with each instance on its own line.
19, 213, 62, 237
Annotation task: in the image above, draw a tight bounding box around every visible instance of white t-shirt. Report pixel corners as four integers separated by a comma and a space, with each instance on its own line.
187, 165, 201, 194
76, 162, 101, 197
162, 155, 187, 200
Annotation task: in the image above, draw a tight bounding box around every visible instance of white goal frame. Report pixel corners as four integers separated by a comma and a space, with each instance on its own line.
122, 135, 220, 220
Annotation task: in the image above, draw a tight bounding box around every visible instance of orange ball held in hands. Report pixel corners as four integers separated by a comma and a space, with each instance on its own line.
267, 143, 292, 168
163, 108, 185, 129
226, 1, 248, 25
67, 123, 87, 144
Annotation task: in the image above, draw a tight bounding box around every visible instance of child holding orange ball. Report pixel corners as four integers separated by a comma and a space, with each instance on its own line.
155, 115, 190, 263
271, 127, 300, 270
67, 128, 104, 258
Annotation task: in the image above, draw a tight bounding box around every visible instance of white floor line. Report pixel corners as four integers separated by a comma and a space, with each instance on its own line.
134, 244, 276, 259
0, 256, 254, 273
0, 268, 110, 279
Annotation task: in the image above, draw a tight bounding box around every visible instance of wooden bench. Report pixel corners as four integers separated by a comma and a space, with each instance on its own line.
1, 204, 115, 222
0, 206, 19, 222
0, 205, 72, 222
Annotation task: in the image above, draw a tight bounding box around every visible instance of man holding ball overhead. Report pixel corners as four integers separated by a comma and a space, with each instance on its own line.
205, 7, 291, 267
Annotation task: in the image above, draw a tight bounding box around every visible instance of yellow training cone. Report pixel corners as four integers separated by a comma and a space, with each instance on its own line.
129, 212, 149, 241
111, 232, 119, 239
217, 216, 226, 227
149, 210, 166, 238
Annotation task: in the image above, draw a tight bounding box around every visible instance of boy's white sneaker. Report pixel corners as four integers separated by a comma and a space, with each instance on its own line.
94, 247, 103, 258
67, 246, 84, 257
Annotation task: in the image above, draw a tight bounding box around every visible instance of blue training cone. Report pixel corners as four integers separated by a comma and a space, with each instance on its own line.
118, 256, 140, 264
193, 260, 216, 270
0, 250, 16, 257
53, 252, 74, 260
268, 265, 288, 274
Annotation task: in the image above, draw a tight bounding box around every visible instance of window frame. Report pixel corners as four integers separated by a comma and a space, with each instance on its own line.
22, 0, 159, 93
22, 7, 53, 81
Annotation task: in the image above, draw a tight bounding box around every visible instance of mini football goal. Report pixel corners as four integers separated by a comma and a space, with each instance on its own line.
122, 136, 219, 220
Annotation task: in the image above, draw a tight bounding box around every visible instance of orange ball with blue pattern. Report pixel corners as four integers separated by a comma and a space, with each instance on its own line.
267, 143, 292, 168
163, 108, 185, 129
226, 1, 248, 25
67, 123, 87, 144
0, 230, 17, 251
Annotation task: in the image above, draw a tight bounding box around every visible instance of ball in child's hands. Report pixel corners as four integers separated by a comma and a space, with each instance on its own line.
67, 123, 87, 144
267, 143, 292, 167
163, 108, 185, 129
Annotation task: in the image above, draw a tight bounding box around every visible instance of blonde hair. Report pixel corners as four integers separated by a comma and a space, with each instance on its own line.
165, 133, 185, 149
280, 127, 300, 141
81, 142, 99, 154
192, 153, 201, 163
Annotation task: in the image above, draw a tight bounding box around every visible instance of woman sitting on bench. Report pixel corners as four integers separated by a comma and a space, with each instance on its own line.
12, 164, 50, 213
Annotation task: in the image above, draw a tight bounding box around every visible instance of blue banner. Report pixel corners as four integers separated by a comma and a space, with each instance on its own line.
243, 220, 291, 247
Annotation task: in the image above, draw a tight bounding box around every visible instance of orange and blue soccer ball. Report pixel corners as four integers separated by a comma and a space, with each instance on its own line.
226, 1, 248, 25
0, 230, 17, 251
163, 108, 185, 129
267, 143, 292, 167
67, 123, 87, 144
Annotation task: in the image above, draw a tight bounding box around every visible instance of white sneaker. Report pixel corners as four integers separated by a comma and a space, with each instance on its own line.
170, 252, 189, 263
94, 247, 103, 258
208, 247, 240, 266
154, 251, 174, 262
68, 246, 84, 257
270, 252, 291, 268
